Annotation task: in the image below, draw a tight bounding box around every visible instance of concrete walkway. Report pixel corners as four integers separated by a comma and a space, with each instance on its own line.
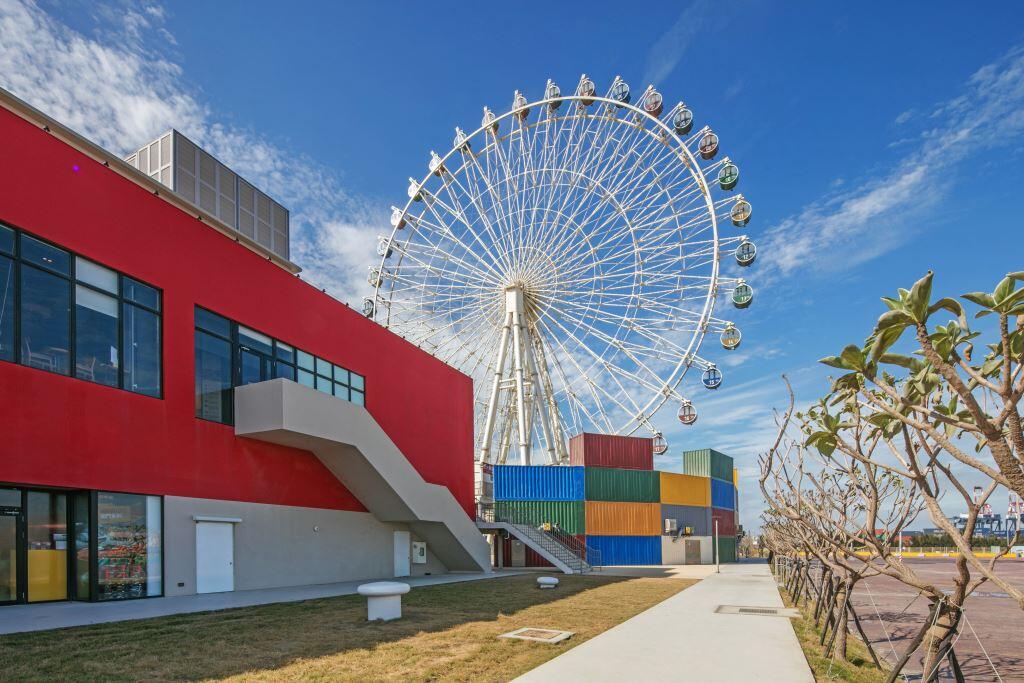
516, 561, 812, 683
0, 571, 519, 635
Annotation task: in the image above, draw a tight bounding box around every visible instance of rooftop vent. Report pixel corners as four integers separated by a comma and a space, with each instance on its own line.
125, 130, 290, 261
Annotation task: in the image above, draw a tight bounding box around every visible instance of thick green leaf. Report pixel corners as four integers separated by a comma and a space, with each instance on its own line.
963, 291, 996, 309
907, 271, 934, 322
840, 344, 866, 371
878, 353, 919, 369
928, 297, 965, 325
994, 275, 1015, 303
876, 309, 914, 330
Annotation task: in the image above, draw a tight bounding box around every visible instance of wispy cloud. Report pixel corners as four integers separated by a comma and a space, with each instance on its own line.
640, 0, 713, 86
759, 44, 1024, 283
0, 0, 381, 304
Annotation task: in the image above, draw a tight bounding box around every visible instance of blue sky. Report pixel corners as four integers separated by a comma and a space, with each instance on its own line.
2, 1, 1024, 531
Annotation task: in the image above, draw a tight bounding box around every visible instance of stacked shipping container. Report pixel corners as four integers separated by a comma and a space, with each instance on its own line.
491, 437, 740, 567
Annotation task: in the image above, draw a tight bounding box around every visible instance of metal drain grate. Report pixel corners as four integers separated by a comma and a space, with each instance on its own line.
715, 605, 800, 618
499, 627, 574, 643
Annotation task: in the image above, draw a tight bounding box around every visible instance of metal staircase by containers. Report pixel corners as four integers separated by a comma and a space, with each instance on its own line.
477, 503, 600, 574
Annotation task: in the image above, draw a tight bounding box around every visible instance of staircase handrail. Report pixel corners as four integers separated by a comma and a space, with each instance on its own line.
478, 502, 602, 568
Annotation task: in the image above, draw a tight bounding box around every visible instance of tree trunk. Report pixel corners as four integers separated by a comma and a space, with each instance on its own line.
849, 602, 882, 669
885, 600, 939, 683
921, 602, 958, 683
947, 646, 965, 683
825, 581, 850, 663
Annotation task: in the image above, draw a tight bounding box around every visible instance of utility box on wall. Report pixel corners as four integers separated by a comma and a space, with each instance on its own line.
412, 541, 427, 564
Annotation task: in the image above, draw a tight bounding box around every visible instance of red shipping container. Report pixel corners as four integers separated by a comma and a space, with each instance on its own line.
711, 507, 736, 537
497, 535, 587, 568
568, 433, 654, 470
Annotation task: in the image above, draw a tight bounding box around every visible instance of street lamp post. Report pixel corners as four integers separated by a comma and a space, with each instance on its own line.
714, 519, 720, 574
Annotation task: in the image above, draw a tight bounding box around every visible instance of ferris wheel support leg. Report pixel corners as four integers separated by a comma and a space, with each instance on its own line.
526, 335, 558, 465
479, 311, 513, 465
507, 288, 532, 466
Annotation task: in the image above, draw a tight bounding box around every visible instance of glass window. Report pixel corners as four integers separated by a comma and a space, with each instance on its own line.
334, 383, 350, 400
124, 304, 161, 397
333, 365, 350, 385
351, 389, 365, 407
75, 257, 117, 293
122, 277, 160, 311
20, 265, 71, 375
238, 325, 273, 356
316, 374, 333, 394
195, 307, 231, 338
72, 492, 90, 600
195, 330, 233, 423
350, 373, 365, 391
21, 235, 69, 275
275, 341, 295, 364
27, 491, 68, 602
297, 369, 315, 388
0, 255, 13, 362
0, 224, 12, 255
75, 284, 119, 387
239, 347, 272, 386
296, 350, 314, 371
275, 363, 296, 381
315, 356, 332, 377
96, 492, 162, 600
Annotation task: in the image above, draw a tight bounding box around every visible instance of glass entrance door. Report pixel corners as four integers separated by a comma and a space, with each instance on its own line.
26, 491, 68, 602
0, 488, 21, 604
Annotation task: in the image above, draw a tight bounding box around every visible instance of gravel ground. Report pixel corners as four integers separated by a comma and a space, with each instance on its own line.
840, 558, 1024, 681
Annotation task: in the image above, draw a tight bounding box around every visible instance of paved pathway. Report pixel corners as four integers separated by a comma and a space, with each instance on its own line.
0, 571, 519, 635
516, 561, 812, 683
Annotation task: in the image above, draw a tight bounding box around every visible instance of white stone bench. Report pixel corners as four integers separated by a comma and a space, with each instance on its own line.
537, 576, 559, 589
357, 581, 411, 621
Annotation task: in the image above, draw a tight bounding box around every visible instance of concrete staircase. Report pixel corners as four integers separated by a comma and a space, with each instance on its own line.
233, 378, 491, 572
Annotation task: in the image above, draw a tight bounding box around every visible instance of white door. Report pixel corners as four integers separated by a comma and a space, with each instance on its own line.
196, 522, 234, 593
391, 528, 411, 577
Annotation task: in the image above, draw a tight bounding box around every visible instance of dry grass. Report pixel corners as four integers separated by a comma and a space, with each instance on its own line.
0, 574, 694, 682
781, 591, 888, 683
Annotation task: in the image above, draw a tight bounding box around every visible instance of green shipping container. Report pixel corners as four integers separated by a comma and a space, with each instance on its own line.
585, 467, 660, 503
682, 448, 734, 482
714, 536, 738, 563
494, 500, 585, 535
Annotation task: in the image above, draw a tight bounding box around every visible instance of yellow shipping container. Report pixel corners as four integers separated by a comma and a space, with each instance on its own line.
659, 472, 710, 507
734, 467, 738, 486
585, 501, 661, 536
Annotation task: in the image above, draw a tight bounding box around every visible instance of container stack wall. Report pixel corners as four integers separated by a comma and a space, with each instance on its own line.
711, 507, 737, 537
660, 504, 711, 536
493, 465, 585, 501
584, 467, 659, 502
585, 535, 661, 565
494, 500, 585, 535
585, 501, 661, 536
659, 472, 710, 507
711, 478, 736, 511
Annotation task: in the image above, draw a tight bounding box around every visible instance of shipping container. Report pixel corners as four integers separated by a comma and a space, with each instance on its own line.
586, 501, 661, 536
569, 432, 653, 470
711, 478, 736, 510
714, 536, 738, 563
494, 500, 586, 535
585, 467, 660, 502
659, 472, 710, 506
681, 448, 734, 482
733, 467, 738, 486
660, 504, 711, 536
585, 535, 662, 565
493, 465, 585, 501
661, 535, 712, 564
711, 507, 736, 536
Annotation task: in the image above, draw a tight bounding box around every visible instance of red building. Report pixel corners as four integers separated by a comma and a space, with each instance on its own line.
0, 90, 489, 606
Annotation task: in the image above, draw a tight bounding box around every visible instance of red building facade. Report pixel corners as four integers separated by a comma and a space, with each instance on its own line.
0, 93, 477, 605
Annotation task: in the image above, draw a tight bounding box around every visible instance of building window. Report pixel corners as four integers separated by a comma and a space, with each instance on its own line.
194, 305, 366, 424
96, 492, 162, 601
0, 223, 162, 397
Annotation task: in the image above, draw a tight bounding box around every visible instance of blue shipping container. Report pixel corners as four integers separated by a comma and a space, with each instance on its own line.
711, 479, 735, 510
494, 465, 585, 501
585, 535, 661, 566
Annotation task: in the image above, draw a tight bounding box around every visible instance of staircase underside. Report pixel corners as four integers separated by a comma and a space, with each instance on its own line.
234, 379, 491, 573
478, 521, 584, 574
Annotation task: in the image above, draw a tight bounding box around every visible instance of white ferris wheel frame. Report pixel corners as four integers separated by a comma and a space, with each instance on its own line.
371, 87, 748, 466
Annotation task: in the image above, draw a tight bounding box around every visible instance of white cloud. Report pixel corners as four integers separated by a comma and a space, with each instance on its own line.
0, 0, 380, 304
759, 44, 1024, 284
640, 0, 712, 86
894, 108, 914, 124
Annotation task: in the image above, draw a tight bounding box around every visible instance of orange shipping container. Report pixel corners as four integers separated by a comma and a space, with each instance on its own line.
733, 467, 738, 486
659, 472, 710, 507
585, 501, 661, 536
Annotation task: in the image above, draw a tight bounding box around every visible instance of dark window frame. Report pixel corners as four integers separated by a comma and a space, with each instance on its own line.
0, 222, 163, 398
193, 304, 366, 425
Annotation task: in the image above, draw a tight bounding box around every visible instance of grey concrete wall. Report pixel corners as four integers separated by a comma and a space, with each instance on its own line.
164, 496, 447, 596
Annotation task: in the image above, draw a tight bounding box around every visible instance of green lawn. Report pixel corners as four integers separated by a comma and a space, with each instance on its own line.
0, 574, 694, 682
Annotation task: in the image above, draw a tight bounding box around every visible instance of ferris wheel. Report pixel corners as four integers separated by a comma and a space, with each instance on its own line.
365, 74, 757, 466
